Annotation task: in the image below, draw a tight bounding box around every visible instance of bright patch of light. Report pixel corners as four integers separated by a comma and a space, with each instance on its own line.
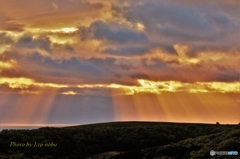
48, 36, 76, 44
0, 44, 14, 54
62, 91, 77, 95
0, 60, 16, 69
35, 83, 68, 88
76, 79, 240, 95
136, 22, 145, 30
209, 82, 240, 93
61, 27, 78, 33
1, 77, 239, 95
0, 77, 68, 89
50, 27, 78, 33
174, 44, 200, 64
138, 79, 182, 92
188, 58, 200, 64
0, 78, 34, 89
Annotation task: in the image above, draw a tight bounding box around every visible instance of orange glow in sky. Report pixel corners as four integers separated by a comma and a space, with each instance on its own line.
0, 0, 240, 126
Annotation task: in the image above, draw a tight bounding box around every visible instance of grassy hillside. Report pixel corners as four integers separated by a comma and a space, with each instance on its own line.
0, 121, 239, 159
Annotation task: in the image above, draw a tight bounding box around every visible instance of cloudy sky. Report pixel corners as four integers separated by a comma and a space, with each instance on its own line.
0, 0, 240, 126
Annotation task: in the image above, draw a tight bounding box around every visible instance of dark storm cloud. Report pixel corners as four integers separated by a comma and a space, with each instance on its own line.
103, 46, 149, 56
112, 0, 240, 53
0, 51, 137, 85
87, 57, 134, 72
14, 33, 77, 55
79, 20, 148, 43
16, 36, 52, 53
0, 51, 109, 84
25, 53, 106, 81
87, 57, 116, 66
115, 1, 209, 35
79, 20, 150, 56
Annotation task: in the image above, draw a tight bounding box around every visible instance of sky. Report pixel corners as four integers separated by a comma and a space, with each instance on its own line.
0, 0, 240, 126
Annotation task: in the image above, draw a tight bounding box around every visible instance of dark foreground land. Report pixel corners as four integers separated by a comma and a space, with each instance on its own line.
0, 121, 239, 159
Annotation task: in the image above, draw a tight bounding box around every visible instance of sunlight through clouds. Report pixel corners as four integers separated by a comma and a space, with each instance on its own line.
0, 0, 240, 125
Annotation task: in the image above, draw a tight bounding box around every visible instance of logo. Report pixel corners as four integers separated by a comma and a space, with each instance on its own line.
210, 150, 238, 156
210, 150, 215, 156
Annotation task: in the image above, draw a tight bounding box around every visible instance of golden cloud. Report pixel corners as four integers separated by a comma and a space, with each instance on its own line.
0, 77, 68, 89
1, 77, 239, 95
0, 60, 16, 69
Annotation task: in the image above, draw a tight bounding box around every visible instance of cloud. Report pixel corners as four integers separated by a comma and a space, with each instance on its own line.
78, 19, 156, 56
0, 31, 80, 59
87, 57, 132, 72
129, 73, 149, 79
0, 33, 14, 45
213, 73, 239, 82
79, 20, 148, 43
16, 35, 52, 53
78, 20, 151, 56
87, 57, 129, 81
141, 58, 166, 69
115, 1, 209, 33
0, 51, 137, 85
119, 63, 134, 70
1, 0, 240, 88
112, 0, 240, 54
103, 46, 149, 56
0, 51, 105, 83
87, 57, 116, 66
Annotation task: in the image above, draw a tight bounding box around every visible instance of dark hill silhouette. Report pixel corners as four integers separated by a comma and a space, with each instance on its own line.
0, 121, 239, 159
